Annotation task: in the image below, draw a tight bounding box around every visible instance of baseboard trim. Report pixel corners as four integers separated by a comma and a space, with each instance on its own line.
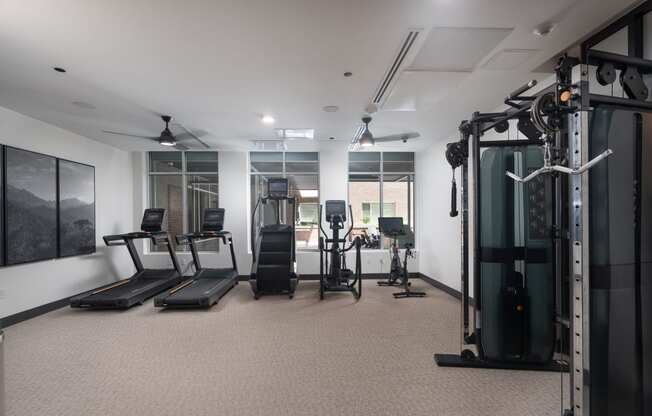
240, 273, 410, 281
2, 296, 72, 328
418, 273, 475, 305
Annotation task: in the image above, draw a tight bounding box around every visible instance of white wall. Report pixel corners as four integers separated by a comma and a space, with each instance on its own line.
136, 142, 418, 276
415, 140, 462, 290
0, 106, 134, 319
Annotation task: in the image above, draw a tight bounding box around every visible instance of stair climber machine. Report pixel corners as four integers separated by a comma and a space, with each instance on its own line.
250, 178, 298, 299
70, 209, 184, 309
154, 208, 239, 308
317, 200, 362, 300
435, 57, 612, 372
377, 217, 425, 298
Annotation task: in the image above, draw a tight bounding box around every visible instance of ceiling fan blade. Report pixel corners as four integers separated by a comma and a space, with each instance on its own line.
176, 124, 211, 149
102, 130, 157, 140
173, 143, 189, 150
373, 132, 421, 143
173, 133, 197, 142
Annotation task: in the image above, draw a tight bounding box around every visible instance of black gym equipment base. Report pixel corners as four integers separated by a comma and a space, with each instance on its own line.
434, 354, 568, 372
394, 290, 426, 298
377, 281, 411, 287
377, 281, 400, 286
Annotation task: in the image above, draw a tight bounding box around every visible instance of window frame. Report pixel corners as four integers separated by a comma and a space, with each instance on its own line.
249, 151, 320, 250
348, 152, 415, 250
147, 151, 219, 254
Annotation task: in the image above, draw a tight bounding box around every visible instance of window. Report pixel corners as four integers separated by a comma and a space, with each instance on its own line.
348, 152, 414, 249
148, 152, 219, 251
250, 152, 319, 248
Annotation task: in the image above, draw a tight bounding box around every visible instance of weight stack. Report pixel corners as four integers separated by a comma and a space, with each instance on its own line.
479, 146, 554, 364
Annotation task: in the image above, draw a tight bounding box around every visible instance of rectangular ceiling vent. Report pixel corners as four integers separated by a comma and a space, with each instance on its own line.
409, 27, 513, 72
275, 128, 314, 140
371, 29, 422, 106
250, 139, 287, 151
482, 49, 539, 71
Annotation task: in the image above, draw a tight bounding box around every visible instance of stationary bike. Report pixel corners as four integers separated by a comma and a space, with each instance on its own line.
377, 217, 425, 298
318, 200, 362, 300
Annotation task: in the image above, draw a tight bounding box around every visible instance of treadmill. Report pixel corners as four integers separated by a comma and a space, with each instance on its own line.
70, 209, 184, 309
154, 208, 239, 308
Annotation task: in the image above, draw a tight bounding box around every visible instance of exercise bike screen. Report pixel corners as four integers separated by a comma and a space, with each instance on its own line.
378, 217, 403, 235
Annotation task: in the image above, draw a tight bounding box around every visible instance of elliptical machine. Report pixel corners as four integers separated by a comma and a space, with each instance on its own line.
318, 200, 362, 300
250, 178, 298, 299
377, 217, 425, 298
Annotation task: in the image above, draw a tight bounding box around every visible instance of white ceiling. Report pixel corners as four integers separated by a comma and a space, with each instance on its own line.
0, 0, 641, 152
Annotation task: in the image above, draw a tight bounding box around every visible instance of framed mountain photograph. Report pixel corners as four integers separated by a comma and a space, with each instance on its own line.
58, 159, 95, 257
5, 147, 57, 265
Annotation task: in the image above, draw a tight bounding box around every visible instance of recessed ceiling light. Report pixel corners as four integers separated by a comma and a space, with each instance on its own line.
261, 115, 275, 124
329, 137, 335, 140
344, 71, 353, 77
53, 67, 66, 73
323, 105, 339, 112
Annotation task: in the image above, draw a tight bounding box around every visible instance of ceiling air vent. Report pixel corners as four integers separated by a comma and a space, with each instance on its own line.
371, 29, 422, 106
250, 140, 287, 151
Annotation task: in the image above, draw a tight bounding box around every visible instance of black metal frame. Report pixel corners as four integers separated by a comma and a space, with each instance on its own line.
56, 158, 97, 259
1, 145, 97, 267
103, 230, 181, 275
564, 7, 652, 414
580, 1, 652, 62
176, 230, 238, 274
317, 204, 362, 300
435, 74, 570, 372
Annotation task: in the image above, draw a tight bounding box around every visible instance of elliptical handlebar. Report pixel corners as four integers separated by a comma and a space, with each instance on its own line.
317, 204, 328, 240
250, 197, 262, 263
343, 205, 354, 241
290, 196, 296, 263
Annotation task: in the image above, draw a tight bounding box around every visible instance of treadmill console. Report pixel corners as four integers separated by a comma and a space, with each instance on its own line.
325, 200, 347, 223
202, 208, 225, 232
267, 178, 289, 200
141, 208, 166, 232
378, 217, 404, 236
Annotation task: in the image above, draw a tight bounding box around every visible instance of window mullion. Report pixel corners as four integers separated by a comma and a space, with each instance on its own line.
378, 152, 385, 250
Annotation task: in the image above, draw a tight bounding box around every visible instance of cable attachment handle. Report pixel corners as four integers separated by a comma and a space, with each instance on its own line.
506, 140, 613, 183
450, 169, 458, 217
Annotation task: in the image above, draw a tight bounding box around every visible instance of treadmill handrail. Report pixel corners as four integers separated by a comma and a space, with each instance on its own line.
176, 231, 231, 246
175, 230, 237, 274
103, 234, 127, 246
103, 230, 180, 274
103, 230, 171, 245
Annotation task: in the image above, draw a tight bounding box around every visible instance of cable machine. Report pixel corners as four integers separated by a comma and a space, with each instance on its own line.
435, 54, 614, 372
437, 7, 652, 410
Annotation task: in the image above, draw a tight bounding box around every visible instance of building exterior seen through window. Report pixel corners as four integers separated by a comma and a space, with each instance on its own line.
348, 152, 414, 249
250, 152, 319, 248
148, 151, 219, 252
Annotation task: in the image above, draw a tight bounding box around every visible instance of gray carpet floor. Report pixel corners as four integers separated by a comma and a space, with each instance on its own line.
4, 280, 564, 416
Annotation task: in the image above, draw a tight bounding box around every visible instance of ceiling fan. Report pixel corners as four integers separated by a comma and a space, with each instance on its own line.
102, 115, 210, 150
357, 116, 419, 147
